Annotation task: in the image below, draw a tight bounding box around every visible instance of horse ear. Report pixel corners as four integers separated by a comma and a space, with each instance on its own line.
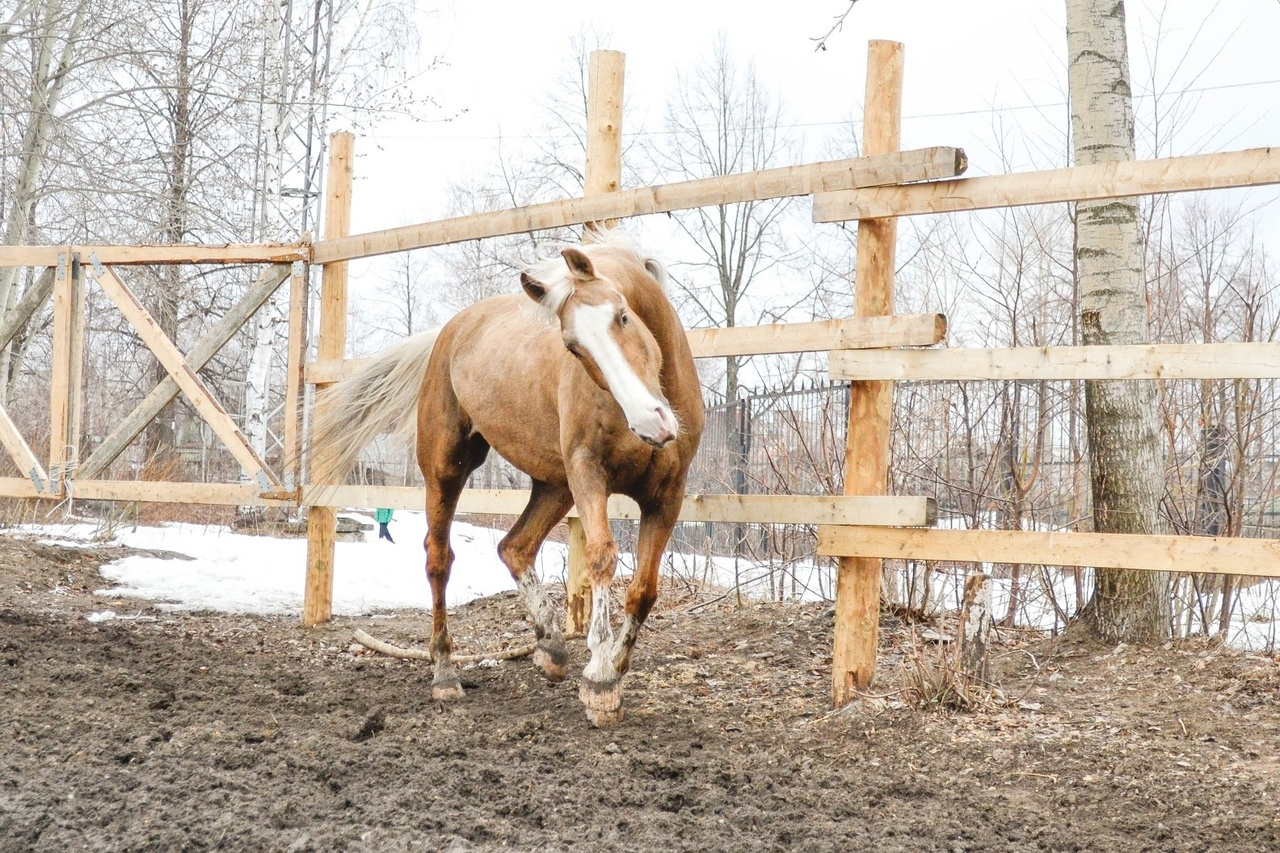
561, 248, 595, 281
520, 272, 549, 304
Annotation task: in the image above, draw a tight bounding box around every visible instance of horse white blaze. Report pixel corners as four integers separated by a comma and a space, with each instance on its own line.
572, 302, 677, 445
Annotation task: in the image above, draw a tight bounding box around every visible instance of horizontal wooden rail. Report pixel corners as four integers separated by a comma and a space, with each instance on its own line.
830, 341, 1280, 382
813, 147, 1280, 221
690, 314, 946, 357
306, 313, 948, 385
312, 147, 967, 264
0, 478, 294, 506
303, 486, 937, 527
818, 525, 1280, 578
0, 243, 308, 267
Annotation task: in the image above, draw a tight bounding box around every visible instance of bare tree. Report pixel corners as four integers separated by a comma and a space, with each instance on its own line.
648, 36, 800, 403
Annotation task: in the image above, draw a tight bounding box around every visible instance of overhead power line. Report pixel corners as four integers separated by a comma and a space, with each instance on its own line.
368, 77, 1280, 143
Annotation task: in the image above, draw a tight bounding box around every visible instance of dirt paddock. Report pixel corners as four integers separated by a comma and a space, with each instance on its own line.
2, 535, 1279, 851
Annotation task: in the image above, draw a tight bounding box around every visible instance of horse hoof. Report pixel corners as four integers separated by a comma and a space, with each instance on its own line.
579, 677, 623, 727
534, 640, 568, 683
432, 676, 465, 701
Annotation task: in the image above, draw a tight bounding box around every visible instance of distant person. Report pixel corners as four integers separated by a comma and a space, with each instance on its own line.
375, 508, 395, 543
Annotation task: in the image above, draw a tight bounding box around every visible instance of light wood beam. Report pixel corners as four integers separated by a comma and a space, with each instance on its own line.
813, 147, 1280, 222
818, 526, 1280, 579
311, 147, 967, 264
87, 258, 280, 489
77, 264, 293, 481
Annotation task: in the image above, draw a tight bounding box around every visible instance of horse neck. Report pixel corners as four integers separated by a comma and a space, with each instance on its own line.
619, 274, 695, 389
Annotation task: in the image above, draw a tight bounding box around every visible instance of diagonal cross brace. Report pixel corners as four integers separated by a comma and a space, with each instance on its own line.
0, 404, 48, 490
77, 264, 292, 481
86, 257, 283, 490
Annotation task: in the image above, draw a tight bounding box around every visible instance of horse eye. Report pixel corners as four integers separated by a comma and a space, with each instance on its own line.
618, 311, 629, 326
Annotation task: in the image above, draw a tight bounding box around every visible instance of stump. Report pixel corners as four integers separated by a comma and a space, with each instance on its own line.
956, 572, 992, 683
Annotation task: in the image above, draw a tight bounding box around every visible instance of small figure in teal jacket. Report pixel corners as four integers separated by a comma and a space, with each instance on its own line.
375, 508, 394, 543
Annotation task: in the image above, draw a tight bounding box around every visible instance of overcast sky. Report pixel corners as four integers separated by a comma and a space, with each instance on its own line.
343, 0, 1280, 235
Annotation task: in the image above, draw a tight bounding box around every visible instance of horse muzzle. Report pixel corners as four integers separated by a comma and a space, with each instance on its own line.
630, 404, 679, 447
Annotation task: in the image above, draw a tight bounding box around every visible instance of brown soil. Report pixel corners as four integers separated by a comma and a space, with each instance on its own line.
2, 533, 1279, 851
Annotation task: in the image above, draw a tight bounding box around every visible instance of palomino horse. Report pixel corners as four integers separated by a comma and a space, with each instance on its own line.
312, 232, 704, 725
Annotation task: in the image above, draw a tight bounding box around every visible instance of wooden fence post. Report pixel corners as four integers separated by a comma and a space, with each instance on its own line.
833, 41, 904, 705
49, 250, 84, 492
303, 132, 354, 627
566, 49, 625, 636
283, 260, 308, 493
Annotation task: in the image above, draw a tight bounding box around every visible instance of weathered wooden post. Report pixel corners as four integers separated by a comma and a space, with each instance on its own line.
49, 249, 85, 493
282, 260, 309, 492
833, 41, 903, 705
566, 49, 625, 636
303, 131, 354, 627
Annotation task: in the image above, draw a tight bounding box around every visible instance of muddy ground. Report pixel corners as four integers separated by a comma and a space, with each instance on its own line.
2, 534, 1279, 852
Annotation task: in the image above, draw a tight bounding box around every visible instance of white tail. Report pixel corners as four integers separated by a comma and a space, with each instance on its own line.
309, 328, 441, 485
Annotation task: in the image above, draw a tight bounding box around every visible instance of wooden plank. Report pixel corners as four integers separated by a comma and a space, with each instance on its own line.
87, 259, 280, 488
0, 266, 54, 353
311, 146, 967, 264
835, 40, 903, 706
301, 485, 935, 526
687, 314, 946, 357
73, 480, 293, 505
304, 131, 355, 628
304, 313, 950, 385
67, 257, 86, 471
818, 526, 1280, 579
0, 409, 47, 488
76, 264, 292, 481
830, 341, 1280, 382
282, 261, 308, 489
813, 147, 1280, 222
0, 477, 293, 505
0, 243, 308, 267
48, 251, 74, 490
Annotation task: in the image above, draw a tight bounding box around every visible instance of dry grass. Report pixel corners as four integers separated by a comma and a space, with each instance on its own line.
897, 631, 1002, 712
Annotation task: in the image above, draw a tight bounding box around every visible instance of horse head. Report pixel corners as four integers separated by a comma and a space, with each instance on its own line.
521, 247, 679, 447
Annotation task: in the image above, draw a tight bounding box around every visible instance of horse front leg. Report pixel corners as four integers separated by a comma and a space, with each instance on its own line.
497, 480, 575, 682
572, 489, 624, 726
611, 504, 679, 679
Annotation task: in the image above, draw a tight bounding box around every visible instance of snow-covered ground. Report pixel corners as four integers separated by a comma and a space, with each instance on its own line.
18, 513, 1280, 651
24, 512, 566, 616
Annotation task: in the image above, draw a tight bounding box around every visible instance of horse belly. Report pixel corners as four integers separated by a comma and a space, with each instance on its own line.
451, 353, 567, 485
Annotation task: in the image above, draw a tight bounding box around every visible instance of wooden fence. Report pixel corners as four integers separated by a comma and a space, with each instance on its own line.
0, 41, 1278, 707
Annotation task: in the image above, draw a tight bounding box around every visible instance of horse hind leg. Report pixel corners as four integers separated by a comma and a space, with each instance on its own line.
498, 481, 575, 682
611, 505, 679, 678
423, 433, 490, 701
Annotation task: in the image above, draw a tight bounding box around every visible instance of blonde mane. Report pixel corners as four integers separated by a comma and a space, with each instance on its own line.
522, 230, 669, 321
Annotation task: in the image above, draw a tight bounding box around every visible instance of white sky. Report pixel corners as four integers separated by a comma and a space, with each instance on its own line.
344, 0, 1280, 235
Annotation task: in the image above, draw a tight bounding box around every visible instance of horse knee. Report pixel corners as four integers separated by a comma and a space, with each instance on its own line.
627, 584, 659, 625
426, 540, 454, 578
586, 539, 618, 581
497, 536, 533, 577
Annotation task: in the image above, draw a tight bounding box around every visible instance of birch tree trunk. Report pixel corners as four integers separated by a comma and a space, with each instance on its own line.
0, 0, 87, 404
1066, 0, 1170, 642
241, 0, 291, 497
